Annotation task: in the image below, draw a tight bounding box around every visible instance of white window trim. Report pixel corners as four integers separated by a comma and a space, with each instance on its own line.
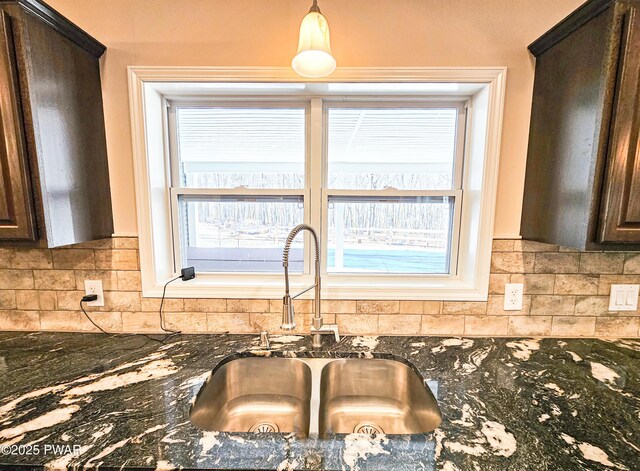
128, 67, 507, 300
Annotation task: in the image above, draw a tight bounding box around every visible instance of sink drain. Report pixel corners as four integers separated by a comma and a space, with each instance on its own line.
354, 422, 384, 435
249, 421, 279, 433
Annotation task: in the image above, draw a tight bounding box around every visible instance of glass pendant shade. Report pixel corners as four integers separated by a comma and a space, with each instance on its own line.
292, 2, 336, 78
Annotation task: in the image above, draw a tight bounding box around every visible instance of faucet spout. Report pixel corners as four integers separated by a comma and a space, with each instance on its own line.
281, 224, 339, 347
281, 225, 339, 347
281, 224, 321, 332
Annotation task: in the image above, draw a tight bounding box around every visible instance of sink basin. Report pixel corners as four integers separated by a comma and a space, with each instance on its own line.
189, 357, 312, 433
319, 358, 441, 434
190, 356, 441, 436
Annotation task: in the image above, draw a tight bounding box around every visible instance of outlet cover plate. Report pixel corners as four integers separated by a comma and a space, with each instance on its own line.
504, 283, 524, 311
84, 280, 104, 307
608, 284, 639, 311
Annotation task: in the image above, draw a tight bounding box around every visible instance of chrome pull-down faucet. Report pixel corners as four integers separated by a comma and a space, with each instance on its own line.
282, 224, 340, 348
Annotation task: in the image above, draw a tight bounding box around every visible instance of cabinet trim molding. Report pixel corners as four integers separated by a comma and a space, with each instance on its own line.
529, 0, 613, 56
0, 0, 105, 56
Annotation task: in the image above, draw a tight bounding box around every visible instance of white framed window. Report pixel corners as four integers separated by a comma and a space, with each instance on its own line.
167, 102, 310, 274
128, 68, 506, 300
322, 101, 465, 277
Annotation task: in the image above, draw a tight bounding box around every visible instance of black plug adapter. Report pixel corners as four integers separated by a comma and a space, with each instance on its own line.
82, 294, 98, 302
180, 267, 195, 281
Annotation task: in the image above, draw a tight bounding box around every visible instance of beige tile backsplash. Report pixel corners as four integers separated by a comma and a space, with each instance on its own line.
0, 237, 639, 337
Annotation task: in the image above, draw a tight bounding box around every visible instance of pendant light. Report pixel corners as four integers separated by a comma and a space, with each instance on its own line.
292, 0, 336, 78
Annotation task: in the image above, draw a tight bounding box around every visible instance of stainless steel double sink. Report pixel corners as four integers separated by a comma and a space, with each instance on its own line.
189, 357, 441, 436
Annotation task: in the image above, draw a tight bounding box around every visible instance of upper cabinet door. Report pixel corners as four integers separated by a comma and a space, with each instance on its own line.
599, 4, 640, 243
0, 11, 36, 241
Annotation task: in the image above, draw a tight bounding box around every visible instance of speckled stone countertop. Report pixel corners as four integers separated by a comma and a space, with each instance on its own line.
0, 332, 638, 470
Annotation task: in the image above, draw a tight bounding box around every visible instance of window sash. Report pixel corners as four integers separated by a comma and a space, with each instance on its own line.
170, 188, 311, 276
322, 100, 467, 190
319, 101, 466, 278
321, 189, 462, 277
167, 100, 314, 278
170, 188, 462, 277
167, 100, 311, 190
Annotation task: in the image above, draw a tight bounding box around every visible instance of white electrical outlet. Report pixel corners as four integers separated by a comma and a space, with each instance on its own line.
608, 284, 639, 311
504, 283, 524, 311
84, 280, 104, 307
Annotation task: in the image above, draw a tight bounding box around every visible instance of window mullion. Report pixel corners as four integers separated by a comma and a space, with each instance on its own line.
309, 97, 324, 276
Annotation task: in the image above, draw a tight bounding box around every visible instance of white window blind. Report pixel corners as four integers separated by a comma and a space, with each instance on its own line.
327, 107, 459, 190
176, 107, 306, 189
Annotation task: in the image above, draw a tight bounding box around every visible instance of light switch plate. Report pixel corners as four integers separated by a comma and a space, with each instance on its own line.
608, 284, 639, 311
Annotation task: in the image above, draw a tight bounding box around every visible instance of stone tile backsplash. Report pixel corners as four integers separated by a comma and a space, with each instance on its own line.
0, 237, 639, 337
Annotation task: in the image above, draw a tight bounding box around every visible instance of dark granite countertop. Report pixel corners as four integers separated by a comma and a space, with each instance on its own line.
0, 332, 638, 470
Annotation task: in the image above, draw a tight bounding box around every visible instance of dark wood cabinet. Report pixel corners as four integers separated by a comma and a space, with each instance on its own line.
0, 11, 34, 241
521, 0, 640, 250
0, 0, 112, 248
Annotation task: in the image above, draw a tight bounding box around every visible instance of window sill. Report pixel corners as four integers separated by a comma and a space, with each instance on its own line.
144, 274, 488, 301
